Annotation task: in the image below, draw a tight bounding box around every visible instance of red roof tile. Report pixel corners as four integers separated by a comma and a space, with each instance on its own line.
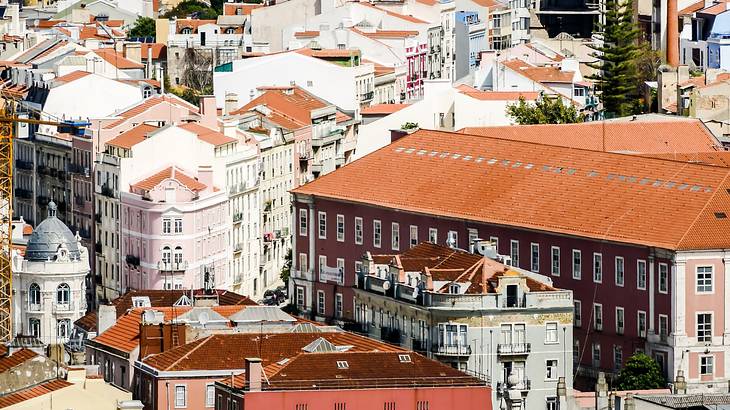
0, 379, 72, 408
179, 122, 238, 146
106, 123, 159, 149
54, 70, 92, 84
357, 2, 429, 23
502, 59, 575, 83
698, 1, 730, 15
292, 129, 730, 251
223, 3, 263, 15
679, 0, 705, 15
295, 48, 361, 59
104, 95, 199, 129
356, 29, 419, 38
0, 349, 37, 373
460, 90, 541, 101
294, 31, 320, 38
176, 19, 217, 34
141, 43, 167, 60
361, 103, 410, 115
131, 166, 208, 192
93, 48, 144, 69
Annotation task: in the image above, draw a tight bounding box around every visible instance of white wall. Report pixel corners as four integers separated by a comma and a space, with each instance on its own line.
452, 93, 521, 130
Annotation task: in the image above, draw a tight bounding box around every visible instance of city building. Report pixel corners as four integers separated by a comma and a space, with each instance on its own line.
11, 202, 88, 346
291, 127, 730, 393
352, 242, 574, 410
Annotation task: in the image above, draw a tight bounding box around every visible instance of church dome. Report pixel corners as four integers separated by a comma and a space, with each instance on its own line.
25, 201, 81, 262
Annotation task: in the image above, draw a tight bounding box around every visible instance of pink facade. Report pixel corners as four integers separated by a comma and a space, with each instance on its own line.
406, 42, 427, 100
684, 258, 725, 338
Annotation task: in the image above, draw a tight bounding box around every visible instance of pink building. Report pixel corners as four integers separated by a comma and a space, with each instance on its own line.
122, 165, 228, 290
406, 41, 427, 100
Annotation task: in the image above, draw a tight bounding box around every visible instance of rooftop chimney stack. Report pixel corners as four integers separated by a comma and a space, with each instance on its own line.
245, 358, 263, 391
97, 304, 116, 336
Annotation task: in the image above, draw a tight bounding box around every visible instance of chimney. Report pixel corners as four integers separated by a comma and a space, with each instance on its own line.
667, 0, 679, 66
221, 118, 239, 138
97, 304, 116, 336
197, 165, 214, 193
224, 92, 239, 115
245, 358, 262, 391
124, 42, 142, 64
198, 95, 218, 129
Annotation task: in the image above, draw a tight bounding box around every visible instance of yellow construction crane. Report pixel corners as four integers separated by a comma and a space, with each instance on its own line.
0, 97, 89, 342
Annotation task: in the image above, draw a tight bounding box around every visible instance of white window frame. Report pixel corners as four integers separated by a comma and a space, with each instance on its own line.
335, 293, 343, 318
429, 228, 438, 244
510, 240, 520, 267
593, 252, 602, 283
298, 209, 307, 236
373, 220, 382, 248
593, 303, 603, 331
659, 314, 669, 337
392, 222, 400, 251
697, 312, 713, 342
637, 260, 647, 290
572, 249, 581, 279
615, 307, 624, 335
175, 384, 187, 408
530, 242, 539, 272
410, 225, 418, 248
336, 214, 345, 242
354, 217, 363, 245
658, 263, 668, 294
317, 290, 325, 315
700, 355, 714, 375
163, 218, 171, 234
637, 310, 647, 338
205, 383, 215, 408
298, 253, 307, 273
545, 322, 558, 344
696, 266, 713, 294
615, 256, 625, 287
545, 359, 559, 381
550, 246, 560, 276
318, 211, 327, 239
613, 345, 623, 371
574, 300, 582, 327
592, 343, 601, 368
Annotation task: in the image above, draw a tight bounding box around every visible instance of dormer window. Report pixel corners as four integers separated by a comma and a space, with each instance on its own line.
448, 283, 460, 294
336, 361, 349, 369
143, 87, 152, 98
132, 296, 151, 308
181, 27, 192, 34
506, 284, 519, 308
225, 27, 236, 34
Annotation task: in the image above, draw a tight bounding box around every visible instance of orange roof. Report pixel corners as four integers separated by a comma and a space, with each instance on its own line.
176, 19, 216, 34
471, 0, 499, 7
415, 0, 437, 5
362, 59, 395, 76
0, 379, 72, 408
0, 349, 37, 373
141, 43, 167, 60
143, 331, 404, 372
93, 48, 144, 69
459, 119, 721, 153
641, 151, 730, 167
131, 166, 208, 192
36, 20, 65, 28
223, 3, 263, 15
357, 1, 429, 23
361, 103, 410, 115
179, 122, 238, 146
232, 86, 351, 129
104, 95, 199, 129
698, 1, 730, 15
294, 31, 320, 38
54, 70, 91, 84
357, 29, 419, 38
106, 123, 159, 149
502, 59, 575, 83
22, 224, 32, 235
679, 0, 705, 15
460, 90, 541, 101
292, 128, 730, 251
295, 48, 360, 59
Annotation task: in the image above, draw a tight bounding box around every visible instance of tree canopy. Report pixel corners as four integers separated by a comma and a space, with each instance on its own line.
506, 96, 581, 125
614, 353, 667, 390
163, 0, 219, 20
128, 17, 156, 39
587, 0, 642, 118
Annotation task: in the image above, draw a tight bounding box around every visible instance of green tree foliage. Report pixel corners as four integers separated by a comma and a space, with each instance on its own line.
401, 122, 419, 130
280, 248, 292, 286
129, 17, 156, 39
163, 0, 219, 20
506, 96, 581, 125
587, 0, 642, 118
614, 353, 667, 390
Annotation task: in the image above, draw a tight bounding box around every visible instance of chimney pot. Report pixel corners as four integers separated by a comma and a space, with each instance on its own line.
245, 358, 262, 391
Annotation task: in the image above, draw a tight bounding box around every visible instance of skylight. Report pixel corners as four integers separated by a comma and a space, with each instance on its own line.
336, 360, 349, 369
398, 354, 411, 363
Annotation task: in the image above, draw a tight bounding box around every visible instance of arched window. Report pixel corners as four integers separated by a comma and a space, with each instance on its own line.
57, 283, 70, 304
180, 27, 192, 34
29, 318, 40, 338
162, 246, 171, 264
225, 27, 236, 34
28, 283, 40, 307
173, 246, 183, 265
57, 319, 70, 339
143, 87, 152, 98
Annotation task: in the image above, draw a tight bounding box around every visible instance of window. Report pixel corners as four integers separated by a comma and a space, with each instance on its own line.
410, 225, 418, 248
697, 266, 713, 293
572, 250, 581, 279
659, 263, 668, 293
510, 240, 519, 267
162, 246, 171, 264
615, 257, 624, 286
336, 214, 345, 242
447, 231, 458, 248
659, 314, 668, 338
637, 260, 647, 290
318, 212, 327, 239
700, 355, 714, 375
613, 345, 623, 371
298, 253, 307, 272
56, 283, 70, 304
317, 291, 325, 315
28, 283, 40, 307
296, 287, 304, 308
638, 311, 647, 337
546, 360, 558, 380
163, 218, 171, 233
318, 255, 327, 276
594, 304, 603, 331
697, 313, 712, 342
354, 217, 363, 245
335, 293, 343, 318
546, 397, 558, 410
574, 300, 582, 327
615, 307, 624, 335
57, 319, 70, 339
468, 229, 478, 248
392, 223, 400, 250
299, 209, 307, 236
373, 220, 381, 248
593, 253, 602, 283
174, 218, 182, 233
175, 385, 187, 408
206, 384, 215, 407
429, 228, 437, 244
545, 322, 558, 343
592, 343, 601, 368
29, 318, 40, 338
530, 243, 539, 272
551, 246, 560, 276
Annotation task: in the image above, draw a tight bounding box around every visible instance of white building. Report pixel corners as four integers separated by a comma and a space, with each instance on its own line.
11, 202, 89, 346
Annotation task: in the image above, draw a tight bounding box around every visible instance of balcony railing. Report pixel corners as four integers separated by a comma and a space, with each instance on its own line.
342, 321, 369, 335
126, 255, 140, 266
14, 188, 31, 199
360, 91, 374, 101
380, 326, 401, 344
53, 301, 76, 313
158, 261, 188, 271
497, 343, 531, 355
501, 296, 526, 308
496, 378, 531, 392
36, 196, 50, 206
95, 242, 102, 253
234, 243, 243, 253
434, 344, 472, 356
27, 302, 43, 312
412, 339, 429, 354
233, 212, 243, 223
15, 159, 33, 170
100, 184, 115, 198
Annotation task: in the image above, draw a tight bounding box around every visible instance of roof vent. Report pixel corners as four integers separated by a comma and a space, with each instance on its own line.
714, 212, 727, 219
336, 360, 349, 369
398, 354, 411, 363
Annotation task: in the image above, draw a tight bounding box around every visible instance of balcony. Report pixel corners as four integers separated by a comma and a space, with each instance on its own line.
15, 159, 33, 170
233, 243, 243, 253
233, 212, 243, 223
497, 343, 531, 355
14, 188, 31, 199
501, 296, 526, 308
263, 200, 272, 213
158, 261, 188, 271
94, 213, 102, 224
74, 195, 85, 206
342, 321, 369, 335
496, 378, 531, 393
37, 165, 51, 176
95, 242, 102, 253
380, 326, 401, 344
434, 344, 472, 356
292, 269, 314, 281
126, 255, 140, 266
310, 162, 323, 174
335, 156, 345, 167
412, 339, 429, 355
27, 302, 43, 313
298, 150, 310, 161
360, 91, 374, 101
100, 184, 115, 198
53, 301, 76, 314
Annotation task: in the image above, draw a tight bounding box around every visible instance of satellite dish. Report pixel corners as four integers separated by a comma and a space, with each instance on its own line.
383, 281, 391, 291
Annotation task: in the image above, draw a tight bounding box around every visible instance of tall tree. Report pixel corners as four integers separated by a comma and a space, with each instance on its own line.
614, 353, 667, 390
128, 17, 156, 39
588, 0, 642, 118
506, 96, 581, 125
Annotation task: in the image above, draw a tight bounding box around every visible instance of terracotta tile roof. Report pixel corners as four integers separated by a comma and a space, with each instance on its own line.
236, 352, 485, 390
223, 3, 263, 15
698, 1, 730, 15
641, 151, 730, 167
36, 20, 65, 28
176, 19, 217, 34
14, 40, 68, 64
0, 379, 72, 408
142, 331, 404, 372
471, 0, 499, 7
295, 48, 361, 59
104, 95, 199, 129
361, 103, 410, 115
292, 129, 730, 251
131, 166, 208, 192
362, 58, 395, 76
502, 59, 575, 83
0, 349, 37, 373
679, 75, 706, 88
357, 29, 419, 38
106, 123, 159, 149
294, 31, 320, 38
232, 86, 351, 129
415, 0, 437, 5
357, 2, 429, 23
22, 225, 32, 235
679, 0, 705, 15
93, 48, 144, 69
141, 43, 167, 60
179, 122, 238, 146
460, 90, 541, 101
54, 70, 92, 84
458, 119, 721, 153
